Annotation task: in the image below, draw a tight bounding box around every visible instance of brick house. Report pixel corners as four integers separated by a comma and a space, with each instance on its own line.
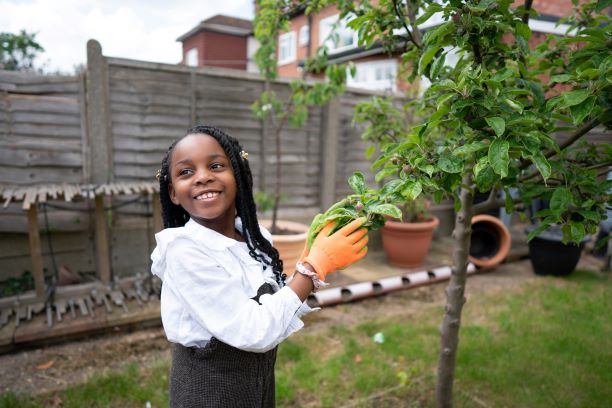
276, 0, 581, 93
177, 15, 259, 73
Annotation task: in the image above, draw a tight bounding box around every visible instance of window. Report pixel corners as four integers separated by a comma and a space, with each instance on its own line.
186, 48, 198, 67
299, 25, 310, 47
278, 32, 296, 65
319, 14, 357, 53
346, 59, 397, 92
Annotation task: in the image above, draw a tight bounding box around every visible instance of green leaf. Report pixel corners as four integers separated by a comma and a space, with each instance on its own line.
492, 69, 513, 82
488, 139, 510, 178
365, 145, 376, 159
558, 89, 591, 109
419, 45, 442, 75
417, 162, 435, 177
570, 222, 585, 243
550, 187, 572, 214
485, 117, 506, 136
530, 152, 552, 181
375, 167, 398, 182
475, 166, 497, 192
577, 210, 600, 221
504, 189, 514, 214
436, 93, 455, 109
438, 154, 464, 173
416, 3, 443, 25
551, 74, 572, 83
380, 179, 403, 196
569, 95, 596, 124
369, 203, 402, 220
430, 53, 446, 79
454, 141, 488, 156
504, 98, 523, 113
348, 172, 366, 194
522, 133, 541, 154
423, 21, 454, 45
516, 22, 531, 41
596, 0, 612, 12
402, 180, 423, 200
527, 222, 553, 241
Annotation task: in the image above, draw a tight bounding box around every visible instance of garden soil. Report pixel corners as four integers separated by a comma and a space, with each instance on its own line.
0, 240, 605, 397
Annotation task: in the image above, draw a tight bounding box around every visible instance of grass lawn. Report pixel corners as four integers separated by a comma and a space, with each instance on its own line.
1, 269, 610, 407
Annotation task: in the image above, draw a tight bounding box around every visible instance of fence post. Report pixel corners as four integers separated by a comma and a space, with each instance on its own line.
85, 39, 113, 184
319, 97, 340, 212
85, 39, 112, 284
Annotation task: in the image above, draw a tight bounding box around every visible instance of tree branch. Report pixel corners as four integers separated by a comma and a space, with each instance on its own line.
522, 0, 534, 24
405, 0, 423, 49
392, 0, 421, 50
519, 115, 602, 177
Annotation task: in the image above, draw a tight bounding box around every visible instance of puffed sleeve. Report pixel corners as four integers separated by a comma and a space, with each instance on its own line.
163, 237, 305, 353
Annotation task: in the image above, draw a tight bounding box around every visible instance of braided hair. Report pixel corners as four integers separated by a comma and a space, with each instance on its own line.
158, 125, 285, 286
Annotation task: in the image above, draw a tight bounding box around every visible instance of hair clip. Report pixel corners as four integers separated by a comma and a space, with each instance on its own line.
155, 169, 162, 181
240, 150, 249, 160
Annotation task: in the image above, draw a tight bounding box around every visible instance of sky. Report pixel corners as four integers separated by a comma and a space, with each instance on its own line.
1, 0, 255, 73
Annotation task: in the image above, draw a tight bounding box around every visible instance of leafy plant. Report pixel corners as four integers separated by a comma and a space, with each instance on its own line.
0, 30, 44, 71
254, 191, 276, 215
307, 172, 402, 249
1, 271, 34, 297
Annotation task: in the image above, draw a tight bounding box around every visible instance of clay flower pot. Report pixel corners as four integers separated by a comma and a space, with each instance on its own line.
259, 219, 309, 276
380, 216, 439, 267
468, 214, 511, 268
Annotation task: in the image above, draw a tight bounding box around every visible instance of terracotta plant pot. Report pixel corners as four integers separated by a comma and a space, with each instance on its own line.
259, 219, 309, 276
380, 216, 439, 267
468, 214, 511, 268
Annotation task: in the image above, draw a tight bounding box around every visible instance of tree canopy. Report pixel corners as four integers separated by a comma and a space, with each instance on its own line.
0, 30, 44, 71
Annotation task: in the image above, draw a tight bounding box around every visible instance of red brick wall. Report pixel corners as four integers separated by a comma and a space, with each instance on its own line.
182, 31, 247, 70
182, 32, 206, 66
202, 31, 247, 70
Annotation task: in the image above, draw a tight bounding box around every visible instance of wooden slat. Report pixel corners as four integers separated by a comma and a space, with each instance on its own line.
26, 205, 46, 299
94, 195, 111, 284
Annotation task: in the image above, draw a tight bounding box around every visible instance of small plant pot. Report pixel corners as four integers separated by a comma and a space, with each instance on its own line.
526, 225, 587, 276
380, 216, 439, 268
468, 214, 511, 268
259, 219, 309, 276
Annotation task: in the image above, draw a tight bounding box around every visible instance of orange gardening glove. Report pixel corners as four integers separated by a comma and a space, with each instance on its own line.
302, 217, 369, 281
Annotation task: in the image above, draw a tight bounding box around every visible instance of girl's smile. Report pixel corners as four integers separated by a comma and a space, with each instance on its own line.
168, 133, 238, 237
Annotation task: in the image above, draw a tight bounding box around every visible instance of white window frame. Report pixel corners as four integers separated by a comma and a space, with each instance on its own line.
319, 14, 358, 54
299, 25, 310, 47
346, 59, 398, 92
186, 48, 198, 67
278, 31, 296, 65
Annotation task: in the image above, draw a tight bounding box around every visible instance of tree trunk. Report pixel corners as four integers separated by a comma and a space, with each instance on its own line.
435, 173, 474, 407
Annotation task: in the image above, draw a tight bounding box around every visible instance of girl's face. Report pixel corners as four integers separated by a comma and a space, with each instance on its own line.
168, 133, 237, 234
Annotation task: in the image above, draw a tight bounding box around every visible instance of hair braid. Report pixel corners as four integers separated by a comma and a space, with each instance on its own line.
158, 125, 285, 286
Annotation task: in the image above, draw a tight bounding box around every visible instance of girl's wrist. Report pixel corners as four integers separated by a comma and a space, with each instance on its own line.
294, 262, 328, 292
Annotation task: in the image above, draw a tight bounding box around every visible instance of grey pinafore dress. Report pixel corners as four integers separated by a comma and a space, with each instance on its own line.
169, 283, 278, 408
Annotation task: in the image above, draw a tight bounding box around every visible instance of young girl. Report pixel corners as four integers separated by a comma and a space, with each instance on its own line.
151, 125, 368, 407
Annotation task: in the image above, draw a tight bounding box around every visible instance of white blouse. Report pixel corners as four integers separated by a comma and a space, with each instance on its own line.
151, 218, 314, 352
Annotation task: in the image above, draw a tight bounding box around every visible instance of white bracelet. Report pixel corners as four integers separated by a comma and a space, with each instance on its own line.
291, 262, 329, 292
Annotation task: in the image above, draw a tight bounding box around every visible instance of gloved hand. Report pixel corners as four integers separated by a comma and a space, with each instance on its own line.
302, 217, 369, 281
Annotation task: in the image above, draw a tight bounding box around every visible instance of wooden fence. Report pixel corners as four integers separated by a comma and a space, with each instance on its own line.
0, 39, 381, 285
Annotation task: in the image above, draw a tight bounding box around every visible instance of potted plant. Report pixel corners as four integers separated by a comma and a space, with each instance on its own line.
526, 224, 589, 276
380, 196, 439, 267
